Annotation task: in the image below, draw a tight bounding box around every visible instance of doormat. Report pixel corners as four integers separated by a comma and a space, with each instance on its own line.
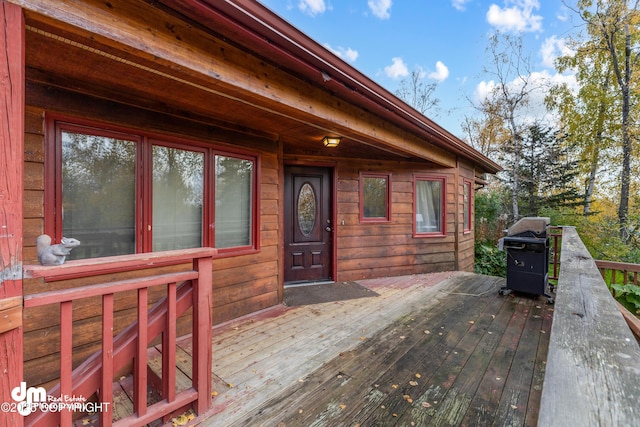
283, 282, 380, 307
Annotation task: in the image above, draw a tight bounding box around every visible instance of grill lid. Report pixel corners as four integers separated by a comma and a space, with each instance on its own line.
506, 217, 550, 237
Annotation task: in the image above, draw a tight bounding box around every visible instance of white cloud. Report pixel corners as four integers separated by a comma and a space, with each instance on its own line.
429, 61, 450, 82
368, 0, 392, 20
324, 44, 359, 63
486, 0, 543, 33
298, 0, 326, 16
452, 0, 471, 11
474, 70, 577, 126
540, 35, 573, 69
384, 57, 409, 79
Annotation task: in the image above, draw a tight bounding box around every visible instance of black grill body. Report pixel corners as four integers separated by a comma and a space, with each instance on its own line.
499, 218, 554, 304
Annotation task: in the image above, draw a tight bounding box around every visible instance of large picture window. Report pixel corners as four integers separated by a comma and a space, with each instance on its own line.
50, 119, 258, 260
414, 176, 446, 237
360, 172, 391, 222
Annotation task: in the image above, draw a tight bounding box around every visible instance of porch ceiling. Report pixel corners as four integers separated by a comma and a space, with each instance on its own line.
23, 17, 429, 163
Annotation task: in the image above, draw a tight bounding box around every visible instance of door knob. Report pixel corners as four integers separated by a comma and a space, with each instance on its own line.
326, 226, 332, 232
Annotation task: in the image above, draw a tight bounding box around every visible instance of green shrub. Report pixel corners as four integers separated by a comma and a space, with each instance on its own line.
474, 242, 506, 277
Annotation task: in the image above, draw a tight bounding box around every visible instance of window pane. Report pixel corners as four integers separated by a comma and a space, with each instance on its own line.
153, 146, 204, 251
416, 180, 442, 233
463, 182, 471, 231
363, 176, 388, 218
62, 131, 136, 259
215, 155, 253, 248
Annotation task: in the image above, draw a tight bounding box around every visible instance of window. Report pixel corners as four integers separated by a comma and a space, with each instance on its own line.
414, 176, 446, 237
360, 173, 391, 222
49, 119, 258, 260
463, 180, 472, 233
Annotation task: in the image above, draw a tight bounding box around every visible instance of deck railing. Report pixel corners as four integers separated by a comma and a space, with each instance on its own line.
539, 227, 640, 426
22, 248, 216, 427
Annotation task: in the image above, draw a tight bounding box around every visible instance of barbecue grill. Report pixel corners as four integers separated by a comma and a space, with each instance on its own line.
498, 217, 554, 304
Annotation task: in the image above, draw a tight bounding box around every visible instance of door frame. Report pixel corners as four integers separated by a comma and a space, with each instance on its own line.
281, 161, 337, 287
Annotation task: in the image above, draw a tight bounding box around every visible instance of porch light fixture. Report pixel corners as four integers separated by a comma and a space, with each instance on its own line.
322, 136, 341, 147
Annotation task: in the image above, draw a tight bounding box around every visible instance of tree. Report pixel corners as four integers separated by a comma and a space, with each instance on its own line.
476, 33, 546, 220
516, 123, 583, 216
575, 0, 640, 238
546, 32, 618, 215
395, 68, 440, 115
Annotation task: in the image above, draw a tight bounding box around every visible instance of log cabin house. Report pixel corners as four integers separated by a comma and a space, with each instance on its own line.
0, 0, 501, 424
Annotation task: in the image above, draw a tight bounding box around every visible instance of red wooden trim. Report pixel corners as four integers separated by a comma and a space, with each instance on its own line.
23, 248, 216, 280
135, 288, 148, 416
101, 294, 114, 427
164, 282, 177, 403
24, 271, 198, 307
46, 114, 262, 254
192, 256, 213, 414
0, 3, 25, 425
462, 179, 473, 233
113, 389, 198, 427
60, 301, 73, 426
26, 280, 197, 426
359, 172, 392, 223
412, 174, 448, 238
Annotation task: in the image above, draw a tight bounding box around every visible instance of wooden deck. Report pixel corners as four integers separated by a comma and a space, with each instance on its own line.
141, 271, 551, 427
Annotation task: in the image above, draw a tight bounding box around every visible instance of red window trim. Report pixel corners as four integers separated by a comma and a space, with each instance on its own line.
45, 113, 260, 256
359, 172, 392, 223
463, 179, 473, 234
413, 174, 447, 238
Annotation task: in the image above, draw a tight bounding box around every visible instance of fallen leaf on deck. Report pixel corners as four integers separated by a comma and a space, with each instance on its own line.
511, 405, 518, 409
227, 383, 233, 388
211, 391, 218, 397
82, 419, 90, 426
415, 373, 421, 378
409, 381, 418, 386
392, 384, 399, 389
360, 336, 367, 341
424, 330, 431, 334
399, 336, 406, 340
393, 413, 398, 417
469, 320, 475, 324
421, 402, 431, 408
171, 413, 193, 426
340, 404, 346, 410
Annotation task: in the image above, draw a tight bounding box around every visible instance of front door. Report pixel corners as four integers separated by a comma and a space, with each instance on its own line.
284, 166, 333, 284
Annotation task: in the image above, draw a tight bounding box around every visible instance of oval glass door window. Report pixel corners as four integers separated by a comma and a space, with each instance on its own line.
298, 183, 316, 236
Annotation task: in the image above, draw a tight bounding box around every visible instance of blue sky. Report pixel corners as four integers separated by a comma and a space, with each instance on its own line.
256, 0, 580, 139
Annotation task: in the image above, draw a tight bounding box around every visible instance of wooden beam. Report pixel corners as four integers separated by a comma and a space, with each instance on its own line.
0, 2, 25, 426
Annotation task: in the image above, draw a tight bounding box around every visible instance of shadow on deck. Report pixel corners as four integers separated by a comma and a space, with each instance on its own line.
142, 271, 552, 427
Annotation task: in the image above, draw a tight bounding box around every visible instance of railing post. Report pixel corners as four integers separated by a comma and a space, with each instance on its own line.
192, 255, 212, 414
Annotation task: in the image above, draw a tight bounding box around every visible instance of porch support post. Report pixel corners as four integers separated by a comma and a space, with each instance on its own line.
0, 1, 25, 426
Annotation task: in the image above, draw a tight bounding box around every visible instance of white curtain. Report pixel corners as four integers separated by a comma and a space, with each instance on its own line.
416, 180, 441, 233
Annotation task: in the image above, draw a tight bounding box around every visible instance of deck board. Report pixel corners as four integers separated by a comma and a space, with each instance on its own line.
178, 272, 553, 427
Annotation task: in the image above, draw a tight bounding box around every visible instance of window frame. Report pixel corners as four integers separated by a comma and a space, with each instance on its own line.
463, 179, 473, 234
413, 174, 447, 238
45, 115, 260, 258
359, 172, 392, 223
